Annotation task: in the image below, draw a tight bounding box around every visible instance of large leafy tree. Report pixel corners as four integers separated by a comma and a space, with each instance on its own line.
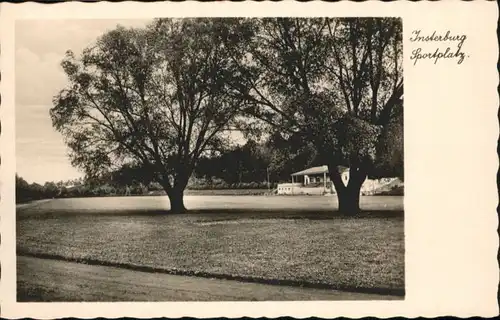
51, 18, 253, 213
231, 17, 403, 214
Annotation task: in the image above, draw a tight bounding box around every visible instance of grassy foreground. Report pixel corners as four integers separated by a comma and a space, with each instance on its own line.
17, 199, 404, 294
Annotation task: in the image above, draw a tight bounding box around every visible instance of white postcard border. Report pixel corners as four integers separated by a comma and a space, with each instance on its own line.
1, 1, 498, 318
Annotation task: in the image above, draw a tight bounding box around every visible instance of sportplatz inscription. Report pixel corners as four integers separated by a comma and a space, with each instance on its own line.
410, 30, 468, 65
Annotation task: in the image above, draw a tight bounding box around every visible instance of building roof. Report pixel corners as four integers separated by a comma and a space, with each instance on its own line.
291, 165, 349, 176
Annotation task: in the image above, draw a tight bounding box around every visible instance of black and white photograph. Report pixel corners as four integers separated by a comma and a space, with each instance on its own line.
1, 1, 498, 318
14, 17, 405, 302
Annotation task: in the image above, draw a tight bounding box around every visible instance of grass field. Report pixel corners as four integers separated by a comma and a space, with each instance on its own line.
17, 194, 403, 217
17, 195, 404, 299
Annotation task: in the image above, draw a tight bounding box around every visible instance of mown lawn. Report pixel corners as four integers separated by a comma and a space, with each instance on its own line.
17, 201, 404, 293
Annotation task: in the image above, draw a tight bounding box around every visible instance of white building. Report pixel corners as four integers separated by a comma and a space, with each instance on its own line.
277, 165, 345, 195
277, 165, 397, 195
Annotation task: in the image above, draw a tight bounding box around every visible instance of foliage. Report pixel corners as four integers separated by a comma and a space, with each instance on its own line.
195, 139, 270, 184
15, 172, 274, 204
264, 132, 320, 182
15, 174, 153, 203
188, 180, 275, 191
193, 135, 326, 184
373, 101, 404, 180
16, 175, 43, 203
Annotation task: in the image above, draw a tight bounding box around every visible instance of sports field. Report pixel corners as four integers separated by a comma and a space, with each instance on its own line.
17, 195, 404, 301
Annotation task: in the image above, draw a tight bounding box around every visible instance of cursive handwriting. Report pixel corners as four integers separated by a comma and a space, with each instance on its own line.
409, 30, 468, 65
410, 30, 466, 48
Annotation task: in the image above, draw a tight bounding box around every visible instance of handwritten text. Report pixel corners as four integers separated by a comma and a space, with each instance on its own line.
409, 30, 468, 65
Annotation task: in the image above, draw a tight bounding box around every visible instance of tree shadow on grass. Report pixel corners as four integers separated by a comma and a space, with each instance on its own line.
17, 207, 404, 221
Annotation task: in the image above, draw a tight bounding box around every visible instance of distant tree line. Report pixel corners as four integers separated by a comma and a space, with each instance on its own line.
15, 137, 313, 203
15, 137, 297, 203
17, 125, 404, 204
15, 174, 153, 204
194, 136, 320, 185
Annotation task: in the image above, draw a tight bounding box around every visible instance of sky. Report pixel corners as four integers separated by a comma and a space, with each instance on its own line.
15, 19, 153, 184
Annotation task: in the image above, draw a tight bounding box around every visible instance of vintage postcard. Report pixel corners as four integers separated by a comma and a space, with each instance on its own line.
0, 1, 498, 318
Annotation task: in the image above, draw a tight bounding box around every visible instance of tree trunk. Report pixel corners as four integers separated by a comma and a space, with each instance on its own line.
337, 185, 361, 215
340, 167, 367, 215
160, 172, 189, 214
167, 187, 187, 214
327, 163, 366, 215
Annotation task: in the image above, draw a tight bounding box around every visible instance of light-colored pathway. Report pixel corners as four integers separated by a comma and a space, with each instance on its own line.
17, 256, 401, 301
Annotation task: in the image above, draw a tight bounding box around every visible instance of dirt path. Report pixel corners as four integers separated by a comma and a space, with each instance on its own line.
17, 256, 400, 301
